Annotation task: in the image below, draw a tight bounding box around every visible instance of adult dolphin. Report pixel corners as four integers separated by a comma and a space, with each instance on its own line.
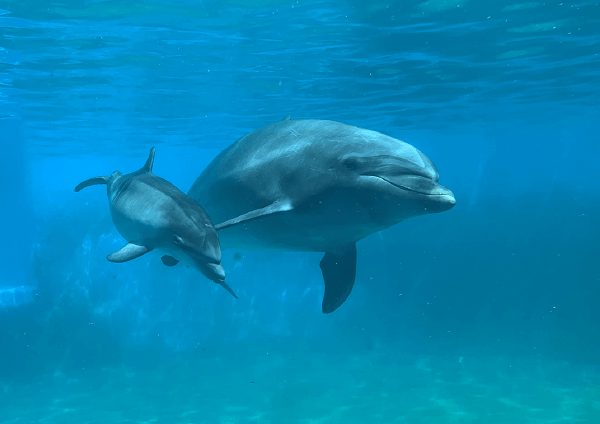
188, 118, 455, 313
75, 147, 237, 298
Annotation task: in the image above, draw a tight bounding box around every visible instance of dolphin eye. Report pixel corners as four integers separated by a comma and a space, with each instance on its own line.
343, 157, 360, 170
173, 235, 183, 245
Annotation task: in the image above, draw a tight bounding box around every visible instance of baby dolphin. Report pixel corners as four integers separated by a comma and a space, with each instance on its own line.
74, 147, 237, 299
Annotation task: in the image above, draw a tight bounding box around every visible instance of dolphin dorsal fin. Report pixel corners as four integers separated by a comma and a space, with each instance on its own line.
74, 176, 109, 192
282, 115, 291, 121
140, 147, 155, 173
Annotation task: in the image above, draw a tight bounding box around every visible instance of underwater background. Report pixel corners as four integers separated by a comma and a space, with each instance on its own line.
1, 0, 600, 422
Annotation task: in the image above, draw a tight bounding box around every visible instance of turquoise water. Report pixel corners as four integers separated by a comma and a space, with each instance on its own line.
3, 346, 600, 423
1, 0, 600, 422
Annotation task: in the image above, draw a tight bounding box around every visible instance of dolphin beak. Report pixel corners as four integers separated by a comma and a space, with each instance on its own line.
204, 262, 226, 282
372, 174, 456, 212
202, 263, 238, 299
375, 174, 445, 195
433, 185, 456, 212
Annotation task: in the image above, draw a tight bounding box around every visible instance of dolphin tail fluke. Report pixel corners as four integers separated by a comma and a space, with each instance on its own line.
74, 176, 109, 192
140, 147, 155, 173
319, 244, 357, 314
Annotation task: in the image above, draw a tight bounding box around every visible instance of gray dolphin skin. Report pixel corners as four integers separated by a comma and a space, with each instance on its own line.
74, 148, 237, 299
187, 117, 455, 314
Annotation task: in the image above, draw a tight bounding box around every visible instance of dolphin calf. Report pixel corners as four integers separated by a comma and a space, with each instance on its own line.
188, 118, 455, 313
75, 147, 237, 298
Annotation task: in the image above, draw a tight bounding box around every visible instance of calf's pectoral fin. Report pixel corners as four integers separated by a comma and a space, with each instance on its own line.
161, 255, 179, 267
107, 243, 151, 263
319, 244, 357, 314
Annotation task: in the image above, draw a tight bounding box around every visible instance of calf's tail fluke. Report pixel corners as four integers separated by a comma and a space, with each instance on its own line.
74, 176, 109, 192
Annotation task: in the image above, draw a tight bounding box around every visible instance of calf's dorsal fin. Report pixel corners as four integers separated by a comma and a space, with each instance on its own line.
138, 147, 155, 173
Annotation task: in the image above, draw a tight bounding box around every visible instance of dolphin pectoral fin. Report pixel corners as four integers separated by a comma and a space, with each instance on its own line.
319, 244, 357, 314
74, 176, 109, 192
107, 243, 150, 263
219, 281, 238, 299
215, 200, 293, 231
161, 255, 179, 267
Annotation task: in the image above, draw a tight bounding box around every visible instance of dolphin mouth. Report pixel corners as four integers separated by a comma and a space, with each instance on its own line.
372, 174, 456, 205
201, 263, 238, 299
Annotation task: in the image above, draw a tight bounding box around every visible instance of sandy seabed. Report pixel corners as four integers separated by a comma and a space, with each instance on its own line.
2, 346, 599, 424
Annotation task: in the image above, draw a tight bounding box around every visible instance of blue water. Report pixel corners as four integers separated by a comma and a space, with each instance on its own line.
1, 0, 600, 422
